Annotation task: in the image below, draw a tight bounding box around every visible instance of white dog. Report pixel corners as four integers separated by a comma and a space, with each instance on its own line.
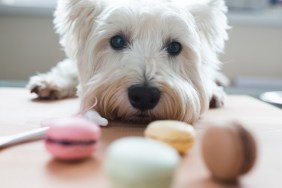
27, 0, 229, 126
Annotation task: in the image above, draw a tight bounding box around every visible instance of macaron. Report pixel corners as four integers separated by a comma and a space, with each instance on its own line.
144, 120, 196, 154
104, 137, 180, 188
202, 122, 257, 182
44, 116, 101, 161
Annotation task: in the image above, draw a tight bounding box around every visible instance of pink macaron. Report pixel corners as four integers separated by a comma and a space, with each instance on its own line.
44, 116, 101, 161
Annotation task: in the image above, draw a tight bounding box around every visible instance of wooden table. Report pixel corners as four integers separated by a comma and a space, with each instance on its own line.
0, 88, 282, 188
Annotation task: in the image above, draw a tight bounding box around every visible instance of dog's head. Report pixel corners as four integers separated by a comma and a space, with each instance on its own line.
54, 0, 228, 123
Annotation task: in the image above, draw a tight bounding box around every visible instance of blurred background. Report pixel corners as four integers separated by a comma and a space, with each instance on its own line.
0, 0, 282, 99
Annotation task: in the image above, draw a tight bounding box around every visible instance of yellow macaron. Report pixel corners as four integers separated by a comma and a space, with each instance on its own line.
145, 120, 196, 154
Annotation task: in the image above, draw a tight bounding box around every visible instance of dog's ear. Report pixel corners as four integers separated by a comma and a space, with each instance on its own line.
54, 0, 104, 58
188, 0, 229, 53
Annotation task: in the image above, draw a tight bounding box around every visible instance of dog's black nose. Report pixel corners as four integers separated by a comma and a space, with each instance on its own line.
128, 85, 161, 111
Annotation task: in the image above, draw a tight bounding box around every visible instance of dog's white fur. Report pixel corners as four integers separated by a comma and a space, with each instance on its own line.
27, 0, 229, 126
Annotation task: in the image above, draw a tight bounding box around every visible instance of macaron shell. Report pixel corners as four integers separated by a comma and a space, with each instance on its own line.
47, 117, 101, 141
145, 120, 195, 154
145, 120, 195, 140
233, 123, 257, 174
44, 117, 101, 160
104, 137, 180, 188
146, 136, 195, 154
202, 125, 244, 181
45, 142, 98, 160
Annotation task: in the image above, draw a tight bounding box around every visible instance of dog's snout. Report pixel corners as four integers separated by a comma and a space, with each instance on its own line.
128, 85, 161, 111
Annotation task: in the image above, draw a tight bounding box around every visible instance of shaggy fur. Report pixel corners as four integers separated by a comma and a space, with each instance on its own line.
27, 0, 229, 126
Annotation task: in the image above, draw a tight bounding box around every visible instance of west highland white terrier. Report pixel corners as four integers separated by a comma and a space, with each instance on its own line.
27, 0, 229, 126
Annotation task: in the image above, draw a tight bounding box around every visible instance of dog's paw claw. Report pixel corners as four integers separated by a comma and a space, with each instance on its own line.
30, 86, 39, 94
210, 96, 224, 108
27, 76, 60, 100
210, 86, 226, 108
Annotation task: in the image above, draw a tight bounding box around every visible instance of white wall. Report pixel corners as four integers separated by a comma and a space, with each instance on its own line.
0, 12, 281, 81
221, 25, 282, 79
0, 15, 64, 80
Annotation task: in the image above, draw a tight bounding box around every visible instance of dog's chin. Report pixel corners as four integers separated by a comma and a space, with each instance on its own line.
131, 114, 156, 123
111, 111, 158, 124
125, 116, 152, 124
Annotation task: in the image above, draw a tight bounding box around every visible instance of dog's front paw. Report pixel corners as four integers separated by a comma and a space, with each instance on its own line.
27, 75, 63, 100
84, 110, 108, 126
210, 86, 226, 108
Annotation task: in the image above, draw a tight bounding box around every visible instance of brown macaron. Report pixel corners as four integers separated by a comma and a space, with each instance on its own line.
202, 122, 257, 183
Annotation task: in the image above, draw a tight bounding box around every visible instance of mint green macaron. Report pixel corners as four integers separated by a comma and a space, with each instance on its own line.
104, 137, 180, 188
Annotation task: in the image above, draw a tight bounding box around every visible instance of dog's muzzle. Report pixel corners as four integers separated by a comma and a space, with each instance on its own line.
128, 84, 161, 111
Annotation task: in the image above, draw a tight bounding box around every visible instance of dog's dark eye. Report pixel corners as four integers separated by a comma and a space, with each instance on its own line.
166, 41, 182, 56
110, 35, 126, 50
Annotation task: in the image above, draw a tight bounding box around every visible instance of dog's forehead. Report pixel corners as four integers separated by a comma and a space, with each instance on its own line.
103, 1, 189, 21
97, 1, 195, 39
